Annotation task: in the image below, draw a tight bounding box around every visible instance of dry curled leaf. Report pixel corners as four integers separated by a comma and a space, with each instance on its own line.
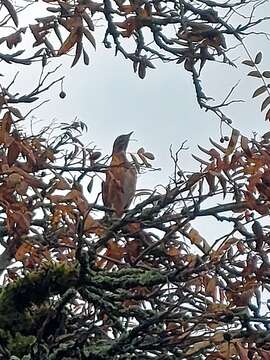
225, 128, 240, 155
58, 27, 83, 56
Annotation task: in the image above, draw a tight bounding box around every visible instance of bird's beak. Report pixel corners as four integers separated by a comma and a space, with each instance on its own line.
127, 131, 133, 138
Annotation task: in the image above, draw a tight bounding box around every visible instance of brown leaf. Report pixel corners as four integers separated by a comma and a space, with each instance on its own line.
125, 239, 141, 261
225, 128, 240, 155
9, 166, 47, 189
119, 4, 136, 13
137, 147, 145, 155
252, 220, 264, 251
84, 215, 103, 235
206, 277, 217, 300
192, 154, 210, 166
138, 153, 151, 167
209, 138, 226, 153
217, 174, 227, 198
55, 178, 70, 190
15, 212, 31, 235
234, 342, 248, 360
189, 228, 203, 245
242, 256, 258, 277
130, 153, 140, 172
7, 140, 21, 165
257, 349, 270, 360
240, 136, 252, 157
16, 181, 28, 195
106, 239, 125, 262
184, 173, 203, 190
115, 16, 139, 37
205, 172, 215, 193
15, 243, 32, 261
6, 172, 23, 187
5, 28, 26, 49
166, 246, 180, 257
58, 27, 83, 56
265, 108, 270, 121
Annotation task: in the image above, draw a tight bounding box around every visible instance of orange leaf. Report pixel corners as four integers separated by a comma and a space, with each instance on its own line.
54, 178, 71, 190
114, 16, 140, 37
234, 343, 248, 360
189, 228, 203, 245
119, 4, 136, 13
58, 27, 83, 56
7, 140, 21, 165
106, 239, 124, 260
84, 215, 104, 236
125, 239, 141, 260
15, 243, 32, 261
206, 277, 217, 300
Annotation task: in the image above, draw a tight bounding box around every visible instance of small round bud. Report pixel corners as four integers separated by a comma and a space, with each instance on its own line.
220, 137, 224, 143
59, 91, 66, 99
224, 136, 229, 141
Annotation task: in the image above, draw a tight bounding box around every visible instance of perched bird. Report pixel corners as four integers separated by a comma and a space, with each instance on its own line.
102, 132, 137, 217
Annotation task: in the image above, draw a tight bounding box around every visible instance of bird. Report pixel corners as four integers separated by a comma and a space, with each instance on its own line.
102, 132, 137, 218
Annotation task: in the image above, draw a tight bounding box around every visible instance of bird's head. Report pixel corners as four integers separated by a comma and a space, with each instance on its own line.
112, 132, 133, 153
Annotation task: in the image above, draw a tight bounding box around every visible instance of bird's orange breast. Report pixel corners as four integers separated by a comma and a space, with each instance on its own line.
102, 152, 137, 217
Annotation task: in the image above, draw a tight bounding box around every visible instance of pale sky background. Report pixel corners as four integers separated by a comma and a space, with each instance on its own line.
1, 1, 270, 242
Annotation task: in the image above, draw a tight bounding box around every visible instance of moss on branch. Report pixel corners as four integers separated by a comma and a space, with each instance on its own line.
0, 261, 166, 356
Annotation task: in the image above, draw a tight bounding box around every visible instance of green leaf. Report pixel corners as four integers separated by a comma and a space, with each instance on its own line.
248, 71, 262, 78
262, 71, 270, 78
83, 28, 96, 49
252, 85, 267, 98
242, 60, 255, 67
71, 41, 82, 68
254, 52, 262, 64
261, 96, 270, 112
2, 0, 18, 27
143, 152, 155, 160
83, 49, 90, 65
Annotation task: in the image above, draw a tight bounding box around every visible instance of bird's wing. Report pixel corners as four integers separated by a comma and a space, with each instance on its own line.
122, 166, 137, 210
